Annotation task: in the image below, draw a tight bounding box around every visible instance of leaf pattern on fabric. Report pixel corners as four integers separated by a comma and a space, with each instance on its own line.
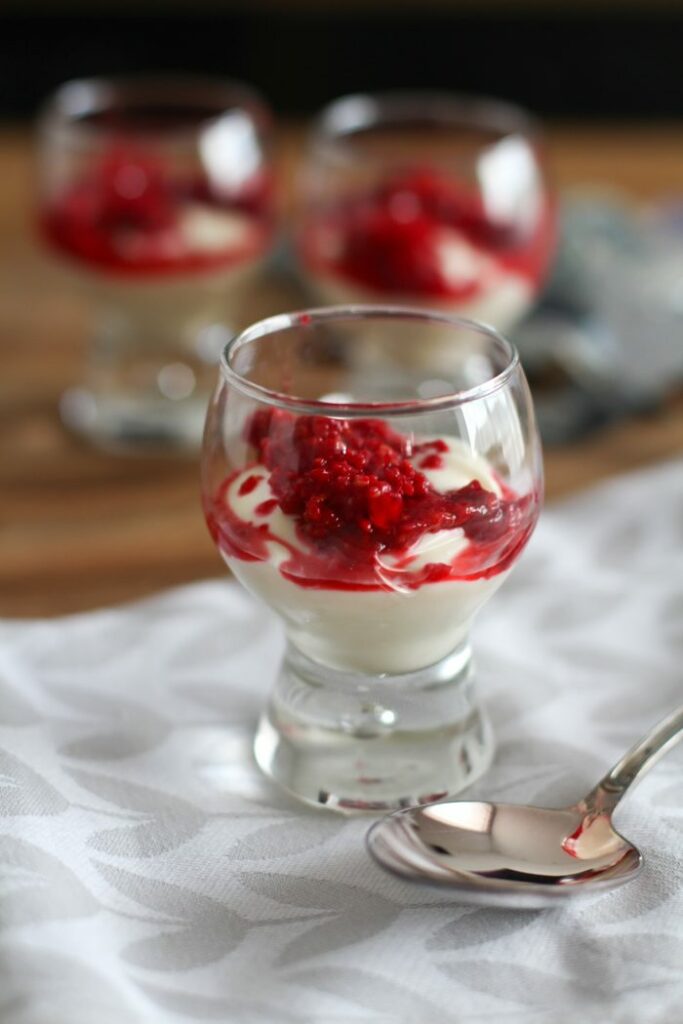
290, 966, 452, 1019
595, 518, 648, 569
561, 930, 683, 999
240, 871, 401, 965
140, 982, 300, 1022
494, 738, 605, 791
0, 836, 99, 927
467, 763, 569, 806
426, 907, 541, 951
650, 776, 683, 809
545, 643, 662, 678
96, 863, 249, 970
54, 687, 170, 761
599, 933, 683, 972
661, 591, 683, 647
439, 961, 588, 1007
578, 848, 683, 925
172, 683, 260, 722
497, 736, 604, 772
0, 948, 144, 1024
67, 768, 207, 858
168, 608, 271, 670
229, 817, 345, 861
0, 656, 39, 725
478, 655, 561, 724
538, 586, 625, 632
0, 750, 69, 816
593, 698, 683, 765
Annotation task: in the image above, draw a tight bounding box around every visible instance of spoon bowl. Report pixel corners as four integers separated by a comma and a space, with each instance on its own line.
367, 799, 641, 908
367, 706, 682, 907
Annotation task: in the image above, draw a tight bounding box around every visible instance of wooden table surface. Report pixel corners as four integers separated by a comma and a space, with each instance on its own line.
2, 123, 682, 618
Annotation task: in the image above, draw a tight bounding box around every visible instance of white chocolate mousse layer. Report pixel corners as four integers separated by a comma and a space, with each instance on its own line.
303, 224, 534, 345
306, 268, 532, 341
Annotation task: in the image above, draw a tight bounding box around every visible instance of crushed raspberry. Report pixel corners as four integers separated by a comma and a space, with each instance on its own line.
255, 498, 278, 517
41, 144, 273, 276
206, 409, 538, 589
415, 438, 448, 470
245, 409, 524, 556
418, 454, 444, 470
339, 206, 452, 295
378, 169, 517, 250
238, 474, 261, 496
96, 149, 176, 233
301, 165, 553, 295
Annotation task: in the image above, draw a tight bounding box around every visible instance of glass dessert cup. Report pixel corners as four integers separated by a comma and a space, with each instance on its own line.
37, 76, 275, 451
296, 92, 555, 371
201, 306, 543, 811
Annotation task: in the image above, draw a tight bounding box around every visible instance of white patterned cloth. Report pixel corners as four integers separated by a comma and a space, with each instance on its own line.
0, 459, 682, 1024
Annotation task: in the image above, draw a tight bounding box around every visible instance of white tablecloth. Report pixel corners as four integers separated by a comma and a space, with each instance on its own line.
0, 458, 681, 1024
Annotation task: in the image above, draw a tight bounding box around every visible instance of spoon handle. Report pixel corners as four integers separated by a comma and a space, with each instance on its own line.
586, 705, 683, 814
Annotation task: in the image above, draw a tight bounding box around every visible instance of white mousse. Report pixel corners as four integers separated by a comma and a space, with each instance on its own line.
307, 268, 532, 340
305, 225, 533, 340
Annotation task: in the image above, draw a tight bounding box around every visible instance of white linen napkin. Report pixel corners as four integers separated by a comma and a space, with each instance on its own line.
0, 458, 681, 1024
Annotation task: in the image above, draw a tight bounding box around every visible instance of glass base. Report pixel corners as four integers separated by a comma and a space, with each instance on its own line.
253, 642, 494, 813
60, 296, 236, 453
60, 387, 208, 453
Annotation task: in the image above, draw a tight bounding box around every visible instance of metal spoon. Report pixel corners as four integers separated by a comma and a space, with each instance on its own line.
367, 706, 683, 908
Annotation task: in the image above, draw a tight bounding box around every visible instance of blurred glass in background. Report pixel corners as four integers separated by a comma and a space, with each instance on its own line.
37, 76, 275, 450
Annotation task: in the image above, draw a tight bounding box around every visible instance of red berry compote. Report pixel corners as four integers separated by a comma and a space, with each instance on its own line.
42, 144, 273, 281
206, 409, 538, 674
300, 166, 553, 334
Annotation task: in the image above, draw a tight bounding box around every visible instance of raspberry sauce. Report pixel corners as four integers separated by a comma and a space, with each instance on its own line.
300, 167, 553, 298
206, 410, 538, 592
41, 145, 274, 277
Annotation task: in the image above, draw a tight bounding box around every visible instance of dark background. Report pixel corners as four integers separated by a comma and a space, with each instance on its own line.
2, 1, 683, 122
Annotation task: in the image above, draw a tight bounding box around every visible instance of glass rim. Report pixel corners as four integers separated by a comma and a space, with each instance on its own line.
308, 90, 540, 168
37, 74, 272, 148
220, 305, 521, 417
